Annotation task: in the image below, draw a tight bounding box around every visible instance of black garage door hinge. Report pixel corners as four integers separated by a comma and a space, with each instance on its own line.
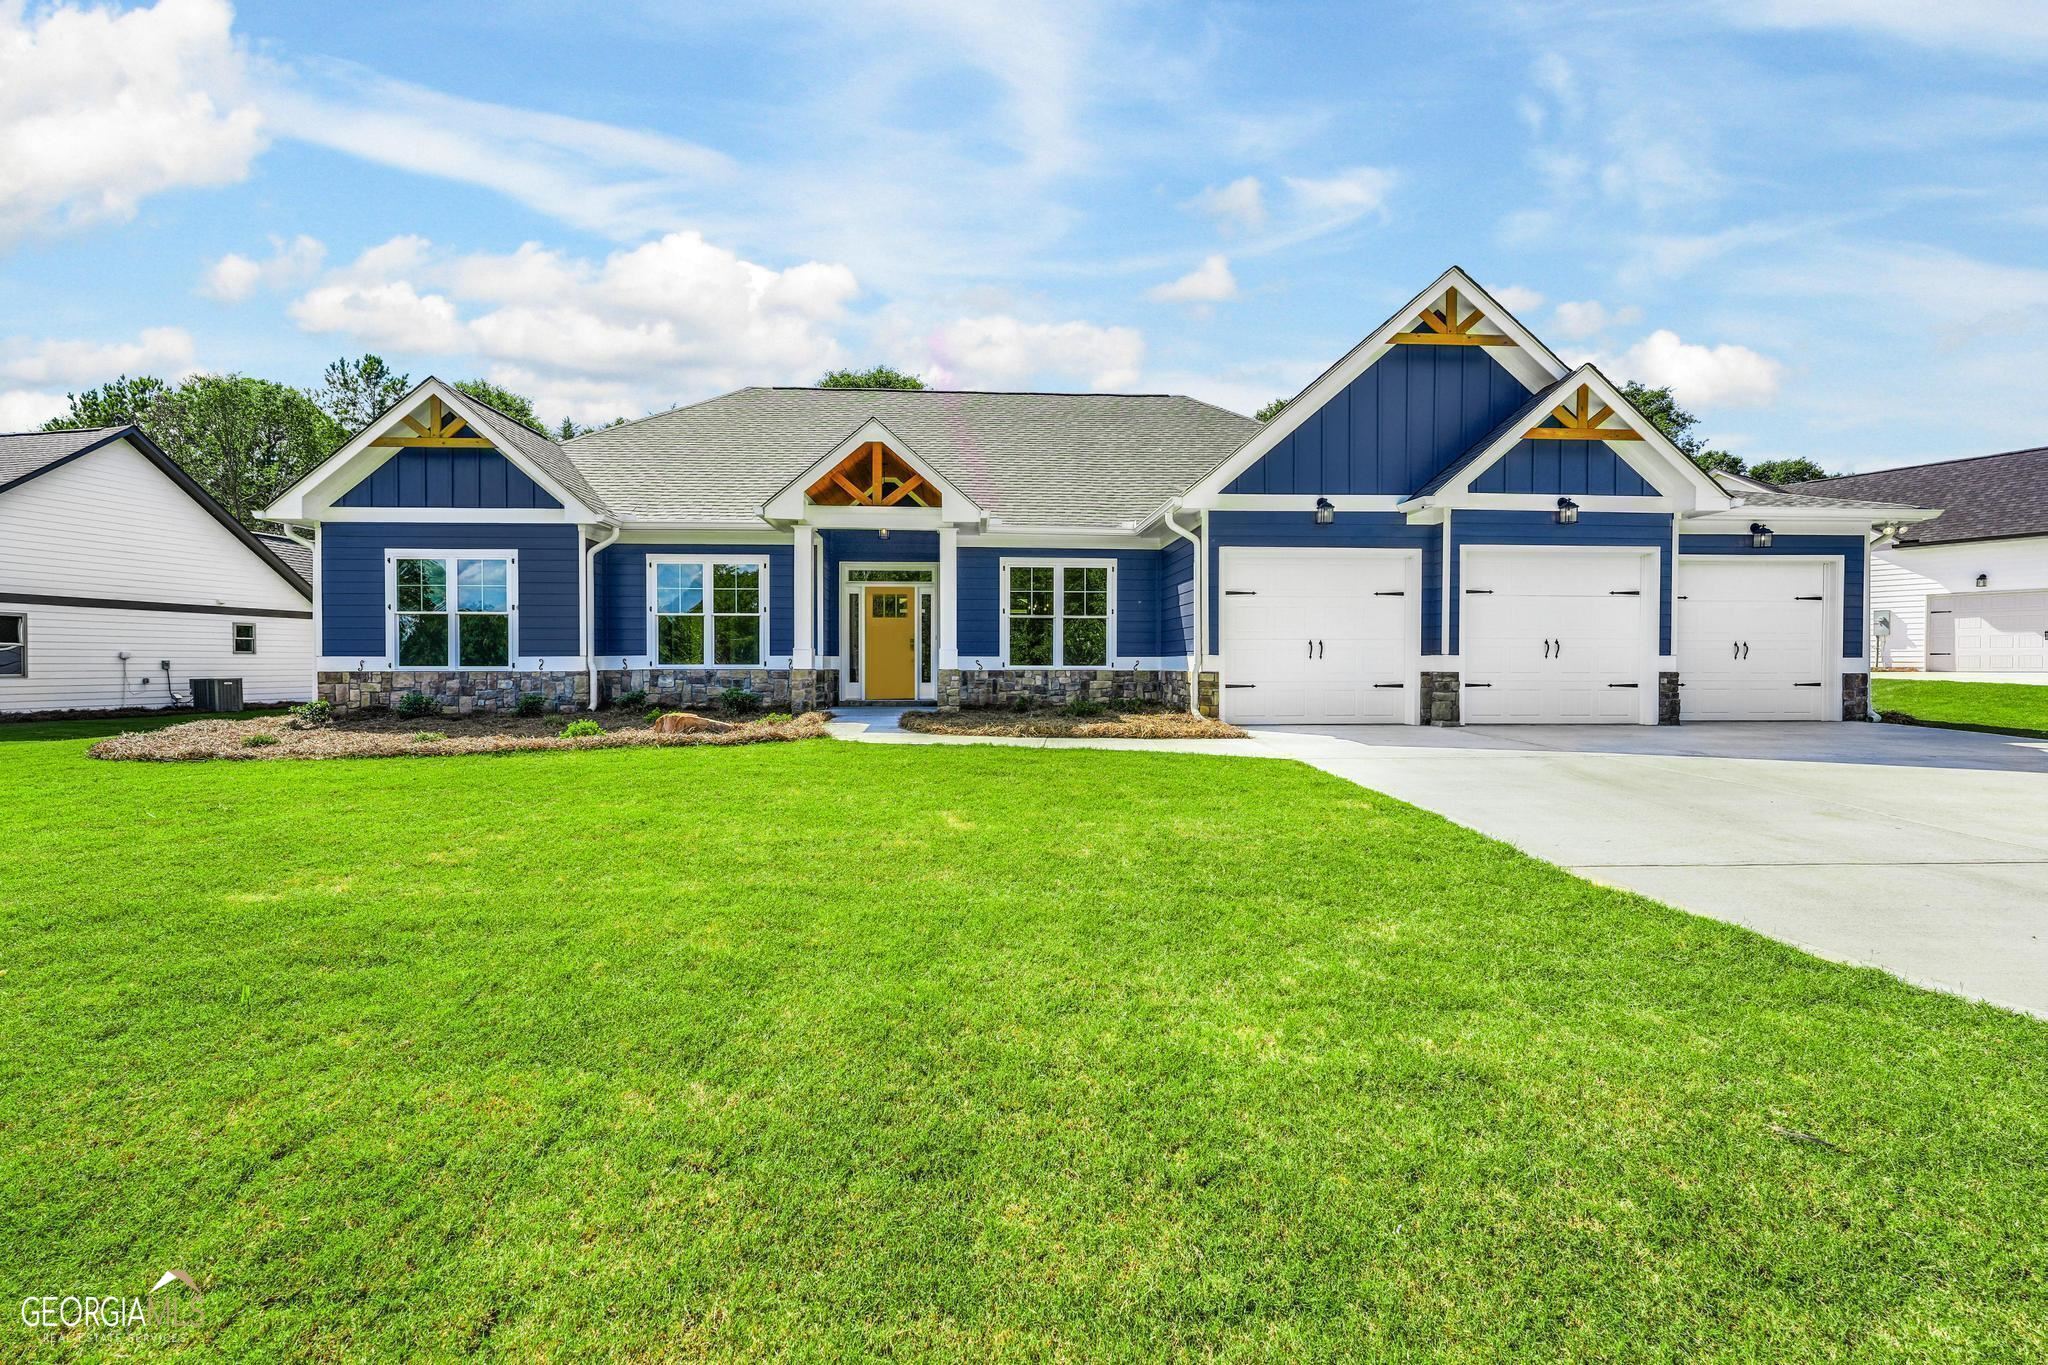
1795, 595, 1823, 601
1224, 683, 1256, 689
1224, 590, 1257, 596
1607, 683, 1639, 688
1464, 682, 1492, 688
1374, 590, 1404, 596
1610, 590, 1641, 596
1794, 682, 1823, 688
1373, 682, 1404, 689
1464, 588, 1493, 594
1930, 609, 1952, 614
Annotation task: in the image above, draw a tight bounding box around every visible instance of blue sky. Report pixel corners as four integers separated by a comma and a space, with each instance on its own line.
2, 0, 2045, 472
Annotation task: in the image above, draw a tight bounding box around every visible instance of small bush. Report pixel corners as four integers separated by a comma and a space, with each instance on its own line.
1106, 697, 1148, 714
410, 731, 447, 744
561, 718, 603, 738
1061, 698, 1108, 718
288, 698, 333, 727
717, 685, 759, 715
617, 688, 648, 708
241, 733, 279, 748
758, 711, 793, 725
514, 692, 548, 717
1009, 694, 1038, 713
395, 691, 435, 719
644, 708, 663, 724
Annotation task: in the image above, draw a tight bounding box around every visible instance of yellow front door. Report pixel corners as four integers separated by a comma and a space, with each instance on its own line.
864, 586, 917, 700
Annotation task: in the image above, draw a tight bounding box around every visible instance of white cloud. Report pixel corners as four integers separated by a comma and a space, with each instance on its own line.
0, 0, 266, 243
200, 234, 326, 301
286, 231, 860, 418
1283, 167, 1396, 223
1493, 285, 1546, 314
1147, 255, 1237, 305
923, 315, 1144, 391
1187, 177, 1266, 233
0, 390, 70, 431
1595, 329, 1784, 407
0, 328, 199, 386
1551, 299, 1643, 340
1711, 0, 2048, 55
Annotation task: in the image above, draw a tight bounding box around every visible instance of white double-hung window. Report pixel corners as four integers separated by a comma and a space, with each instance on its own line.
1001, 559, 1114, 667
648, 556, 769, 667
389, 553, 516, 668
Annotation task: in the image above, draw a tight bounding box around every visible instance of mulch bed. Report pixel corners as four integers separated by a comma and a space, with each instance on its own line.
88, 707, 832, 762
898, 707, 1244, 739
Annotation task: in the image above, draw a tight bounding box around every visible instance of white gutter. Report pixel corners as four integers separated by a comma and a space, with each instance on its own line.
1163, 503, 1204, 716
583, 522, 622, 709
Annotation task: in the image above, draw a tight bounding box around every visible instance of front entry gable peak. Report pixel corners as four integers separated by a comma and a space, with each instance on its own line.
762, 416, 982, 525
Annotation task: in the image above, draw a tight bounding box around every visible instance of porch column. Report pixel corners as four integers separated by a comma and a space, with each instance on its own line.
791, 524, 815, 668
937, 525, 960, 669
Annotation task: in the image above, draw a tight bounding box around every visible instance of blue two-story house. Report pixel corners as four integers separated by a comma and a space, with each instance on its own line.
262, 268, 1931, 725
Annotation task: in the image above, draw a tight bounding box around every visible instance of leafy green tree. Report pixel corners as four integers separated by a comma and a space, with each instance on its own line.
42, 375, 181, 437
555, 416, 629, 440
1748, 457, 1830, 486
818, 365, 926, 391
1254, 397, 1287, 422
452, 379, 543, 431
316, 354, 412, 435
1619, 382, 1741, 475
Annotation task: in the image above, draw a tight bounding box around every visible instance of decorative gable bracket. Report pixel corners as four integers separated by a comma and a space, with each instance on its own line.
1388, 287, 1518, 348
761, 416, 983, 526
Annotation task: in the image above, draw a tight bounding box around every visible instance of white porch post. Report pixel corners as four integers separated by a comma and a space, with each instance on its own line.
791, 523, 815, 668
937, 525, 960, 669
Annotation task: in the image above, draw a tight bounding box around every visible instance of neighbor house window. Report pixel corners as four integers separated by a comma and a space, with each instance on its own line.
650, 557, 769, 667
0, 615, 23, 677
1002, 561, 1114, 667
392, 554, 515, 668
232, 622, 256, 655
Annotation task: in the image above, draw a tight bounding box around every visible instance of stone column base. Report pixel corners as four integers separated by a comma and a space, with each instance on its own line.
788, 668, 840, 713
1659, 671, 1681, 725
1196, 671, 1220, 720
1420, 670, 1460, 725
1842, 671, 1870, 721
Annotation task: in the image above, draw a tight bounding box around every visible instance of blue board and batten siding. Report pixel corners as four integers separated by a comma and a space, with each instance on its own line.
594, 543, 795, 659
336, 447, 562, 509
1682, 534, 1866, 658
1469, 439, 1657, 496
956, 546, 1167, 659
1225, 346, 1531, 496
1207, 511, 1443, 655
320, 522, 582, 658
1449, 511, 1675, 655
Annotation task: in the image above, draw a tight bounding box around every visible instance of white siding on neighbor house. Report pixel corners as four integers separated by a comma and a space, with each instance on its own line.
1870, 537, 2048, 669
0, 437, 313, 713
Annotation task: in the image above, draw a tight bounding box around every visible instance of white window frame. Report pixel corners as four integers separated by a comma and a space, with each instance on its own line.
998, 557, 1117, 669
645, 554, 772, 670
0, 613, 24, 679
232, 622, 257, 655
384, 550, 519, 671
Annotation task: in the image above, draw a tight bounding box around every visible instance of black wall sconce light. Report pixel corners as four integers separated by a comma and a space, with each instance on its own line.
1555, 496, 1579, 525
1977, 573, 1989, 588
1314, 497, 1336, 525
1750, 522, 1774, 549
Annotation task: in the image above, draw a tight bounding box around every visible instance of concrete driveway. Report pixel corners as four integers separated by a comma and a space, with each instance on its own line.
1243, 721, 2048, 1018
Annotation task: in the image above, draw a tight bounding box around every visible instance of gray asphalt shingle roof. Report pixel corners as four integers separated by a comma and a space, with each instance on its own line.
562, 387, 1261, 528
1710, 469, 1925, 511
450, 389, 613, 519
255, 531, 314, 579
0, 426, 127, 492
1789, 448, 2045, 545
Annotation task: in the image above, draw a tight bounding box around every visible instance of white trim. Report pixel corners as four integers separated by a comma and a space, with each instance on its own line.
996, 556, 1118, 669
798, 504, 952, 531
309, 506, 575, 525
761, 416, 983, 524
792, 525, 816, 668
967, 530, 1171, 549
1215, 545, 1424, 725
1682, 511, 1913, 536
1183, 267, 1569, 506
937, 526, 960, 671
320, 654, 587, 673
382, 549, 519, 672
1209, 494, 1406, 513
614, 525, 798, 542
1458, 542, 1662, 724
834, 560, 941, 702
264, 378, 602, 524
1434, 493, 1680, 514
645, 553, 773, 670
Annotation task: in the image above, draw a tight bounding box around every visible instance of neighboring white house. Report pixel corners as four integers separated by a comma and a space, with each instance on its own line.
0, 426, 315, 714
1793, 447, 2047, 673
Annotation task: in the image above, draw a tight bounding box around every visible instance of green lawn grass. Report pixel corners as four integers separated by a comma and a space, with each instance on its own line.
1873, 677, 2048, 739
3, 720, 2045, 1359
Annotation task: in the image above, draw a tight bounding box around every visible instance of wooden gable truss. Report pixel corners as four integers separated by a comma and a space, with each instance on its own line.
804, 441, 941, 508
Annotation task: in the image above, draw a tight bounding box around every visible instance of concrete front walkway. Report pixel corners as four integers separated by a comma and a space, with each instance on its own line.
830, 708, 2048, 1017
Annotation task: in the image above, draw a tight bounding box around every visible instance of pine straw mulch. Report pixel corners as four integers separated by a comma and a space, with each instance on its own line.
88, 708, 832, 762
898, 707, 1244, 740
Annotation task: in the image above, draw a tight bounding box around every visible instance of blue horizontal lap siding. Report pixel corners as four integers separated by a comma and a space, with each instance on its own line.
1681, 534, 1866, 658
1449, 511, 1675, 655
1226, 346, 1531, 496
595, 543, 794, 659
1207, 511, 1442, 655
821, 530, 938, 657
1160, 535, 1195, 658
320, 522, 582, 658
1471, 439, 1656, 496
958, 547, 1165, 660
335, 445, 561, 509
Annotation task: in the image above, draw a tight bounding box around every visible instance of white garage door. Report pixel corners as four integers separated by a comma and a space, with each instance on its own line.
1461, 549, 1653, 724
1927, 590, 2048, 673
1676, 559, 1832, 720
1219, 549, 1413, 724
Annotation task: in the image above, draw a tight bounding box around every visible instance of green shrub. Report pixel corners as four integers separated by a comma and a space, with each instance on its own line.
1106, 697, 1148, 714
240, 733, 279, 748
617, 688, 648, 708
1061, 698, 1108, 718
395, 691, 435, 719
644, 708, 663, 724
561, 719, 603, 738
1009, 694, 1038, 713
717, 685, 759, 714
410, 731, 447, 744
514, 692, 548, 717
758, 711, 793, 725
288, 697, 333, 727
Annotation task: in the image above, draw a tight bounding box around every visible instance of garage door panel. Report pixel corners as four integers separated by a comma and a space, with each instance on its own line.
1462, 550, 1654, 725
1938, 590, 2048, 672
1676, 559, 1831, 720
1220, 550, 1413, 725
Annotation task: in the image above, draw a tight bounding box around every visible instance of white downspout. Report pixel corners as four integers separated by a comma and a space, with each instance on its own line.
1164, 503, 1203, 716
584, 523, 621, 709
